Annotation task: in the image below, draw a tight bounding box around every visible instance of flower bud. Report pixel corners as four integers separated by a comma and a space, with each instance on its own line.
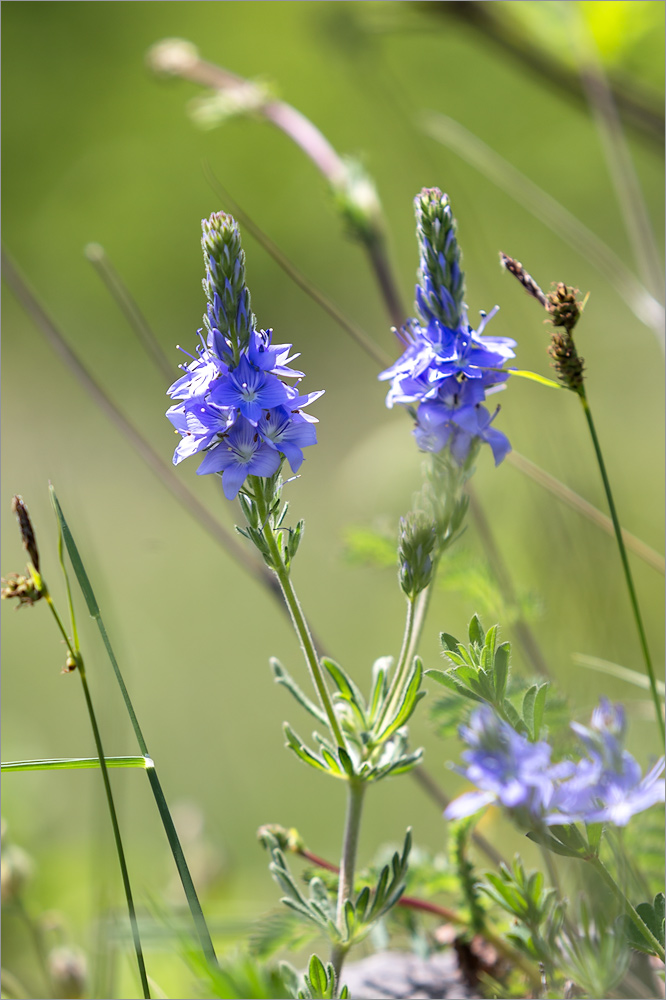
414, 187, 466, 330
398, 511, 437, 599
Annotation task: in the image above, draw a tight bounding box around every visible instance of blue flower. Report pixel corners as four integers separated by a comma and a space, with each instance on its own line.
166, 213, 322, 496
196, 417, 282, 500
444, 707, 572, 827
208, 356, 292, 423
445, 699, 665, 830
549, 699, 666, 827
380, 189, 514, 465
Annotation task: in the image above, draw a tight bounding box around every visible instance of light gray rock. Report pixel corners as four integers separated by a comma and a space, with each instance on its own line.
341, 950, 480, 1000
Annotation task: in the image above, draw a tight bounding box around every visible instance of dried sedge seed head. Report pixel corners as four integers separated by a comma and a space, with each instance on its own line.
547, 282, 582, 332
548, 330, 585, 392
11, 495, 40, 572
1, 572, 42, 608
499, 253, 548, 309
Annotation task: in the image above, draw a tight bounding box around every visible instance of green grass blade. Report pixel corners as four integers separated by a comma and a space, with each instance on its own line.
573, 653, 665, 699
49, 486, 218, 968
2, 756, 149, 772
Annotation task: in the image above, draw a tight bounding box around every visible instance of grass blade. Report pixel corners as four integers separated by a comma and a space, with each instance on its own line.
2, 756, 149, 772
49, 486, 218, 969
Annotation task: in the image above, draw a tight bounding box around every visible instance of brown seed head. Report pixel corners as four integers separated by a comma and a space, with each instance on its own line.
499, 253, 548, 309
11, 496, 40, 572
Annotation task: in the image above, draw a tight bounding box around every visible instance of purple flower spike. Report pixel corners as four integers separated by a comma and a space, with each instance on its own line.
380, 190, 514, 466
166, 212, 322, 498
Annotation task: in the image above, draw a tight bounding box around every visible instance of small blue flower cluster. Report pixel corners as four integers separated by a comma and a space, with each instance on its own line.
445, 701, 665, 828
380, 189, 515, 466
167, 213, 322, 500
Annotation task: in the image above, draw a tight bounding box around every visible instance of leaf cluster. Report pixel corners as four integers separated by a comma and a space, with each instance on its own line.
260, 828, 411, 950
236, 474, 303, 571
478, 856, 564, 966
273, 655, 424, 783
426, 615, 548, 740
280, 954, 349, 1000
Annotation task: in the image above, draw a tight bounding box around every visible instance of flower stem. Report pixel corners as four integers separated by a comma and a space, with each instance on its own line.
579, 391, 664, 743
375, 595, 416, 733
254, 485, 346, 750
331, 780, 366, 988
587, 855, 665, 961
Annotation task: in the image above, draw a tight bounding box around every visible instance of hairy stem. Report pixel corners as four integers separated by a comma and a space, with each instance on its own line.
331, 780, 366, 987
254, 483, 346, 750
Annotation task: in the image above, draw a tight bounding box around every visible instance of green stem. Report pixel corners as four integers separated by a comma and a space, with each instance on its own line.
579, 392, 664, 743
587, 855, 665, 961
254, 483, 346, 749
331, 780, 366, 989
375, 596, 416, 733
78, 663, 151, 999
40, 586, 150, 998
50, 489, 218, 970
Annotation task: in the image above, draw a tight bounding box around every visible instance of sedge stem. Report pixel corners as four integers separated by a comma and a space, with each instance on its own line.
579, 391, 664, 743
41, 587, 151, 998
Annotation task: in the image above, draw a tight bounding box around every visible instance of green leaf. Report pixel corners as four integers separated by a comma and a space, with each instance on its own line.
526, 830, 583, 859
619, 894, 666, 955
480, 624, 499, 673
522, 684, 538, 739
283, 725, 330, 775
376, 658, 425, 740
272, 659, 328, 725
506, 368, 563, 390
440, 632, 461, 653
532, 683, 549, 740
468, 614, 485, 646
307, 955, 327, 998
337, 746, 355, 779
2, 756, 148, 772
493, 642, 510, 704
321, 658, 367, 726
425, 669, 483, 702
50, 486, 99, 618
368, 656, 392, 723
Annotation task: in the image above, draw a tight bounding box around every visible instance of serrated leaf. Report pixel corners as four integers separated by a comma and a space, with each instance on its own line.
502, 698, 522, 731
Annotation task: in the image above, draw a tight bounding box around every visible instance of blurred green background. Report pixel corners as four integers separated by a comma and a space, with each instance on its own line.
2, 1, 664, 995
